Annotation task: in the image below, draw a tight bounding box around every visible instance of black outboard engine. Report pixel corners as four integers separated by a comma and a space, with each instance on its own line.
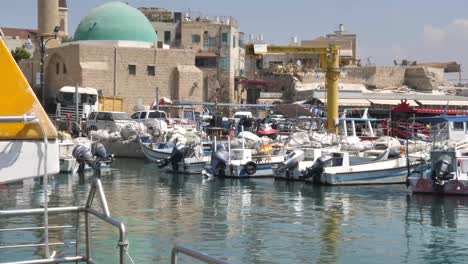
72, 145, 94, 172
278, 150, 304, 173
158, 144, 187, 171
73, 143, 114, 172
91, 142, 113, 166
203, 144, 229, 177
432, 155, 453, 186
302, 154, 333, 184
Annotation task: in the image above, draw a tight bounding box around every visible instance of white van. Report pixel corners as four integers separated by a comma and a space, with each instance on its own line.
232, 111, 253, 124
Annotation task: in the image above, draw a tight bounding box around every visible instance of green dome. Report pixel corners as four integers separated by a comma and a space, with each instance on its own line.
73, 2, 157, 43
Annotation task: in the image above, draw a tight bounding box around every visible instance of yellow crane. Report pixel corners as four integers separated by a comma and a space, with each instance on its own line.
245, 44, 340, 134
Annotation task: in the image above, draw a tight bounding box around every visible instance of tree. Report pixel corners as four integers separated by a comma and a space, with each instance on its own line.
11, 47, 31, 62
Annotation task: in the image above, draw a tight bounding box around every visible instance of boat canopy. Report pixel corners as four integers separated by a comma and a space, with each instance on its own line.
413, 116, 468, 124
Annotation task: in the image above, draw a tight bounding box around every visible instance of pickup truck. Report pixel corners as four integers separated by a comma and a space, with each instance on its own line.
131, 110, 167, 122
86, 111, 136, 132
131, 110, 168, 131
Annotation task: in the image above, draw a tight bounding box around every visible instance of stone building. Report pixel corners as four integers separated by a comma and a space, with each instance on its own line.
20, 1, 204, 112
180, 16, 242, 103
302, 24, 358, 66
138, 7, 182, 47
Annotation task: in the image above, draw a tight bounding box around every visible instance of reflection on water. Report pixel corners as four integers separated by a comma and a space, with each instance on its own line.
2, 159, 468, 263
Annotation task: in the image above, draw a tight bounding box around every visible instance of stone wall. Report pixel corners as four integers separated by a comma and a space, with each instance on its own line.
405, 66, 447, 90
80, 45, 197, 111
344, 66, 405, 89
37, 43, 201, 112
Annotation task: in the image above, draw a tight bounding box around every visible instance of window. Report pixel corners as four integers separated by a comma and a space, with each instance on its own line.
219, 57, 228, 72
96, 112, 113, 121
60, 19, 65, 31
63, 63, 67, 74
203, 36, 217, 47
192, 34, 201, 43
140, 112, 147, 119
221, 32, 230, 47
128, 64, 136, 75
195, 57, 217, 68
233, 35, 237, 48
147, 65, 155, 76
149, 111, 166, 118
453, 122, 464, 131
112, 113, 130, 120
56, 63, 60, 74
131, 113, 139, 119
164, 31, 171, 44
88, 112, 97, 120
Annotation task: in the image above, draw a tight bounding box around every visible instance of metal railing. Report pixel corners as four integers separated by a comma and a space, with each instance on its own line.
171, 244, 232, 264
0, 177, 129, 264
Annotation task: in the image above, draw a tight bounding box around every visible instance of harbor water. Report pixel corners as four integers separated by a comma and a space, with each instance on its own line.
2, 159, 468, 263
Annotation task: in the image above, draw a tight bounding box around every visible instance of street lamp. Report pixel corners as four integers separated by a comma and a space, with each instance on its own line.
39, 26, 60, 107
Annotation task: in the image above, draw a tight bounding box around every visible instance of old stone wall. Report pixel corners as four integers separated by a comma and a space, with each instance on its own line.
77, 45, 197, 111
45, 44, 82, 100
344, 66, 405, 89
404, 66, 447, 90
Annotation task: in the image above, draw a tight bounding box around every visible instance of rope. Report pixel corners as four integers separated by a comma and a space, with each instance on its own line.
124, 243, 136, 264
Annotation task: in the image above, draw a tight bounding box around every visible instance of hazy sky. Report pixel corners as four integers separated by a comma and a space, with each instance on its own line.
2, 0, 468, 77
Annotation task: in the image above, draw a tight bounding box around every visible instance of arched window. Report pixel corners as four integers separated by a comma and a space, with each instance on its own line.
60, 18, 65, 31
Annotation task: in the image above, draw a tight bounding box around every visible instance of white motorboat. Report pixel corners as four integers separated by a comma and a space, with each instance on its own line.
304, 149, 419, 185
408, 116, 468, 195
140, 141, 176, 161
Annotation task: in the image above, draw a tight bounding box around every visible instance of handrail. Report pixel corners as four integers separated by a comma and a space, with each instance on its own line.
171, 244, 232, 264
0, 115, 39, 124
0, 178, 129, 264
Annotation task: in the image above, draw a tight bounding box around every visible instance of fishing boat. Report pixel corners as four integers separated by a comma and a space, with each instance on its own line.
311, 150, 419, 185
203, 142, 286, 178
140, 141, 178, 161
408, 116, 468, 195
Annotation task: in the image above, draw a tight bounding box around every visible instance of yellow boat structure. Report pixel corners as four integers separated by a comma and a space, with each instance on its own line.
0, 38, 59, 183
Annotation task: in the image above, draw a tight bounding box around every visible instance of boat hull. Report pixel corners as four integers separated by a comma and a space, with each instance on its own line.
140, 142, 172, 161
166, 161, 208, 174
316, 160, 418, 185
0, 140, 60, 183
60, 158, 76, 172
224, 162, 281, 178
409, 178, 468, 195
102, 141, 145, 158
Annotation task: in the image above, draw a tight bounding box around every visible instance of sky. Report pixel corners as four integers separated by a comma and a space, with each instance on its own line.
2, 0, 468, 78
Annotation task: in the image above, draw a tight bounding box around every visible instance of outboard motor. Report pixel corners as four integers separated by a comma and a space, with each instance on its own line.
302, 154, 333, 184
72, 145, 94, 172
432, 155, 453, 186
278, 150, 305, 173
91, 142, 113, 166
203, 144, 229, 177
158, 144, 187, 171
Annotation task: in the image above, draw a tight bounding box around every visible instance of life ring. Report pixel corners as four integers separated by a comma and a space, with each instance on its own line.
244, 161, 257, 175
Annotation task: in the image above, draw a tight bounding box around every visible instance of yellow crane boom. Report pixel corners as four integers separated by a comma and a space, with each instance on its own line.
245, 44, 340, 134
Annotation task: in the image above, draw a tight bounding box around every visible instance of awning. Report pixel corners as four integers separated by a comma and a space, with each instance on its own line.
338, 99, 370, 107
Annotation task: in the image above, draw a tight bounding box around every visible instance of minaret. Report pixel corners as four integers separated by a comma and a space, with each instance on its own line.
38, 0, 59, 36
58, 0, 68, 36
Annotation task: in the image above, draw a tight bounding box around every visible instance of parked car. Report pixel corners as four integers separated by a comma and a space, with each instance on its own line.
86, 111, 135, 132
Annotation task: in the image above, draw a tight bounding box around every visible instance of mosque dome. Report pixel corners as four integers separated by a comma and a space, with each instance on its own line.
73, 2, 157, 43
